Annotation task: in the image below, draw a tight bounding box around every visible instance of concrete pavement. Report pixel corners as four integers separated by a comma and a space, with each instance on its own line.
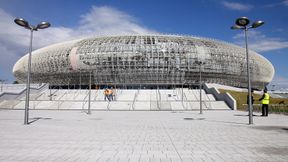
0, 110, 287, 162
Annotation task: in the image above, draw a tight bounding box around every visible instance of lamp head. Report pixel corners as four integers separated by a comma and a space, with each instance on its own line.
36, 22, 51, 29
235, 17, 250, 27
252, 20, 264, 28
14, 18, 29, 28
231, 25, 243, 30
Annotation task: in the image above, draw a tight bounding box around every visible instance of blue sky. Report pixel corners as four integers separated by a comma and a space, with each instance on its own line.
0, 0, 287, 89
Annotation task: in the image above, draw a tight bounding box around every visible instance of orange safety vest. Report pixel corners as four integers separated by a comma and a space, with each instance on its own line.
104, 90, 109, 95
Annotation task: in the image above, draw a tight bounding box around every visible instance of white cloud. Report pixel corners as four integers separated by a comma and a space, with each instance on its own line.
0, 6, 156, 82
262, 0, 288, 8
232, 31, 288, 52
78, 6, 155, 35
222, 1, 253, 11
283, 0, 288, 6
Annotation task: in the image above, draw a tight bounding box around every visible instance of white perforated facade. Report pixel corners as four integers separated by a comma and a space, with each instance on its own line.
13, 35, 274, 89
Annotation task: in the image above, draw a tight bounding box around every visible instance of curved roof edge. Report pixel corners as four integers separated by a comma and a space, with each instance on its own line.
76, 33, 252, 53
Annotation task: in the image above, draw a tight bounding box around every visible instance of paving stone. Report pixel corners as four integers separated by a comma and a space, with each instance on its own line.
0, 110, 287, 161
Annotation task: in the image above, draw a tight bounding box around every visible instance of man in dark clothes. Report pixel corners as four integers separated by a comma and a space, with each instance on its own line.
247, 90, 254, 114
247, 90, 254, 105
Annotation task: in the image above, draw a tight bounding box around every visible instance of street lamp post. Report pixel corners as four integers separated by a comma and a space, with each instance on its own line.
14, 18, 50, 125
79, 70, 82, 89
0, 79, 6, 92
48, 81, 55, 101
82, 61, 94, 115
49, 84, 52, 101
48, 74, 54, 101
231, 17, 264, 125
181, 82, 184, 102
195, 60, 205, 114
88, 70, 92, 114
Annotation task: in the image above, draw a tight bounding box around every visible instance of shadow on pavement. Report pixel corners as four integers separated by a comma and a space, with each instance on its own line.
184, 117, 247, 125
203, 119, 247, 125
250, 126, 288, 133
28, 117, 52, 124
234, 114, 262, 117
184, 118, 205, 120
254, 146, 288, 156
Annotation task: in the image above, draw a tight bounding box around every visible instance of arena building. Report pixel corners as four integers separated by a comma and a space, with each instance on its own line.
13, 35, 274, 89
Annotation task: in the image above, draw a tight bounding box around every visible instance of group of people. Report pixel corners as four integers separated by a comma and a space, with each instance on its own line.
247, 88, 270, 116
104, 88, 116, 101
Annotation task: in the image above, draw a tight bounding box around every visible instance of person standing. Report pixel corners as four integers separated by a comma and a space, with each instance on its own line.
259, 89, 270, 116
104, 88, 111, 101
247, 90, 254, 112
108, 88, 113, 101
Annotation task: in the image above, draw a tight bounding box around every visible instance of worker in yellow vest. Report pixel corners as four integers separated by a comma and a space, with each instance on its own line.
259, 89, 270, 116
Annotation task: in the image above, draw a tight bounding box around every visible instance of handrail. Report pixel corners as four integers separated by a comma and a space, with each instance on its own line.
182, 90, 193, 110
34, 89, 47, 100
206, 94, 213, 109
82, 100, 88, 109
0, 88, 235, 110
173, 88, 180, 101
57, 100, 64, 110
33, 100, 42, 109
203, 83, 236, 110
51, 89, 59, 99
132, 89, 139, 110
190, 89, 198, 101
181, 91, 188, 110
0, 100, 21, 109
156, 88, 161, 110
177, 88, 182, 101
0, 83, 48, 101
107, 101, 111, 110
46, 88, 58, 101
201, 89, 210, 109
57, 90, 67, 100
155, 89, 159, 109
12, 100, 21, 109
73, 89, 80, 100
94, 89, 99, 100
82, 90, 89, 109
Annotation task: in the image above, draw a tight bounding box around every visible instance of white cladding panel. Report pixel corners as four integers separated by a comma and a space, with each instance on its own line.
13, 35, 274, 89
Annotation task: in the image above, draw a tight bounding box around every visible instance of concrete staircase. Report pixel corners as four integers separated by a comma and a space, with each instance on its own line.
0, 87, 231, 110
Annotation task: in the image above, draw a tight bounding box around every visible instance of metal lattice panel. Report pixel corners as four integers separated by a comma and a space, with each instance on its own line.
13, 35, 274, 89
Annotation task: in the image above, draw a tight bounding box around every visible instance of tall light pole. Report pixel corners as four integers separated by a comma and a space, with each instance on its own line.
14, 18, 50, 125
88, 70, 92, 114
49, 83, 52, 101
79, 70, 82, 89
195, 60, 205, 114
0, 79, 6, 92
48, 73, 54, 101
231, 17, 264, 125
83, 61, 94, 115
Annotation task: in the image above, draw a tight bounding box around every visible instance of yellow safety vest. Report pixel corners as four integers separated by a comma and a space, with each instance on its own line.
261, 93, 270, 104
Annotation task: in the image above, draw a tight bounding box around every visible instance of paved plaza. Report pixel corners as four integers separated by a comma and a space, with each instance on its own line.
0, 109, 287, 162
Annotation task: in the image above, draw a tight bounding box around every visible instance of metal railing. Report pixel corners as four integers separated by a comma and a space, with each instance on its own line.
156, 88, 161, 110
132, 89, 140, 110
81, 90, 89, 109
